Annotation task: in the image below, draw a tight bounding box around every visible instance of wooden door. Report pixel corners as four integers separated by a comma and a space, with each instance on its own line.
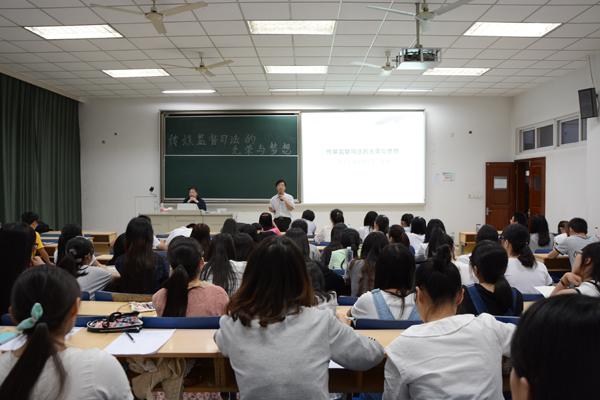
528, 158, 546, 218
486, 163, 516, 230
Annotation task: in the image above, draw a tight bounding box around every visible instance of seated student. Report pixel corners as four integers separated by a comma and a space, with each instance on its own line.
190, 222, 211, 253
285, 228, 345, 294
415, 218, 446, 262
58, 237, 120, 300
315, 208, 344, 244
307, 262, 338, 313
551, 242, 600, 297
455, 224, 498, 286
183, 186, 206, 211
137, 215, 168, 251
221, 218, 239, 236
457, 240, 524, 317
388, 225, 410, 249
501, 224, 553, 294
358, 211, 378, 241
329, 228, 360, 270
0, 222, 43, 315
290, 219, 320, 261
233, 233, 255, 262
528, 214, 554, 253
406, 216, 426, 251
107, 233, 125, 266
301, 209, 317, 236
320, 223, 347, 267
258, 212, 281, 238
374, 214, 390, 235
511, 212, 528, 226
548, 217, 599, 267
115, 217, 170, 294
21, 211, 52, 265
0, 265, 132, 399
55, 223, 102, 266
426, 228, 455, 259
510, 295, 600, 400
199, 233, 245, 297
383, 245, 515, 400
345, 231, 389, 297
165, 223, 196, 246
554, 220, 569, 246
214, 235, 384, 400
239, 223, 260, 244
349, 244, 418, 320
153, 237, 229, 317
401, 213, 414, 233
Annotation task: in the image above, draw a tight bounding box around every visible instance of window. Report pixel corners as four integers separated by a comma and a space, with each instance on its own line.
521, 129, 535, 151
560, 118, 579, 145
537, 124, 553, 148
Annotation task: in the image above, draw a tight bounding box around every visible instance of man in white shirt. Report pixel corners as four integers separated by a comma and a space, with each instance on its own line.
548, 217, 599, 267
268, 179, 294, 232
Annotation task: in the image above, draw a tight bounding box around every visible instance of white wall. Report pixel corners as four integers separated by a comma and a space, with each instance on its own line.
79, 95, 513, 238
511, 53, 600, 232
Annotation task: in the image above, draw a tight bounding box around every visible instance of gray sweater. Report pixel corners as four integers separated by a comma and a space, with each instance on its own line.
214, 306, 384, 400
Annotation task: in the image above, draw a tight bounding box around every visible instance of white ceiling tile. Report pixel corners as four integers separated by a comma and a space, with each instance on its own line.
72, 51, 115, 62
331, 47, 371, 57
260, 57, 295, 65
489, 37, 539, 50
484, 68, 522, 76
334, 35, 375, 47
251, 35, 292, 47
422, 21, 473, 36
221, 57, 261, 66
527, 38, 578, 49
21, 63, 65, 72
240, 2, 290, 19
501, 76, 534, 83
477, 49, 520, 59
433, 5, 492, 22
10, 40, 63, 53
86, 6, 146, 24
293, 34, 333, 46
193, 3, 244, 21
106, 49, 149, 60
239, 81, 269, 87
2, 53, 47, 63
496, 60, 537, 69
52, 40, 101, 52
202, 21, 248, 36
514, 68, 552, 76
163, 22, 206, 36
340, 2, 393, 20
336, 20, 383, 35
219, 47, 258, 57
329, 56, 359, 66
451, 36, 498, 48
1, 9, 59, 26
437, 59, 469, 67
57, 63, 96, 71
565, 38, 600, 50
236, 74, 266, 81
472, 75, 505, 83
0, 15, 17, 27
89, 38, 137, 50
373, 35, 416, 47
442, 48, 483, 59
230, 66, 265, 74
44, 71, 80, 79
0, 27, 43, 41
295, 57, 330, 65
529, 60, 571, 69
570, 5, 600, 23
560, 60, 589, 69
419, 35, 460, 48
328, 66, 362, 74
111, 23, 161, 38
37, 53, 82, 63
0, 41, 26, 52
43, 7, 105, 25
0, 63, 33, 72
436, 81, 467, 88
512, 49, 556, 60
544, 68, 573, 77
479, 5, 540, 22
211, 35, 254, 47
121, 60, 159, 68
0, 0, 36, 8
547, 23, 600, 38
462, 59, 503, 68
256, 47, 294, 57
169, 36, 214, 48
294, 47, 331, 57
380, 20, 421, 35
291, 2, 340, 19
525, 6, 590, 23
545, 50, 592, 60
143, 49, 186, 60
326, 74, 356, 81
88, 61, 127, 69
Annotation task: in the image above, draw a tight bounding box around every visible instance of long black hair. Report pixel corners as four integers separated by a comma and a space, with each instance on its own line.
0, 265, 81, 399
57, 237, 93, 278
529, 214, 551, 247
122, 217, 156, 293
199, 233, 237, 296
330, 208, 344, 224
56, 222, 83, 265
357, 231, 389, 296
234, 233, 256, 262
285, 228, 311, 261
107, 233, 125, 266
0, 222, 36, 315
470, 240, 514, 314
307, 261, 334, 304
162, 238, 204, 317
578, 242, 600, 294
363, 211, 378, 230
501, 224, 535, 268
221, 218, 239, 236
426, 227, 454, 258
389, 225, 410, 248
374, 244, 416, 316
424, 218, 446, 244
321, 223, 347, 266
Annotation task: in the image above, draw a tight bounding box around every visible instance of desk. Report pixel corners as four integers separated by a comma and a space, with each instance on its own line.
458, 231, 477, 255
96, 254, 113, 265
84, 231, 117, 255
78, 301, 157, 317
535, 253, 570, 270
140, 211, 236, 234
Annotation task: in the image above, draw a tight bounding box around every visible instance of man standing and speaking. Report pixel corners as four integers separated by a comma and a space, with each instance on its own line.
268, 179, 294, 232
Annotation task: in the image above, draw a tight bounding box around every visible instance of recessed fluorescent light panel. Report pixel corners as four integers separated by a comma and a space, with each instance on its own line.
248, 21, 335, 35
464, 22, 561, 37
103, 69, 169, 78
24, 25, 122, 40
423, 68, 489, 76
162, 90, 216, 94
378, 89, 433, 92
269, 88, 324, 92
264, 66, 328, 74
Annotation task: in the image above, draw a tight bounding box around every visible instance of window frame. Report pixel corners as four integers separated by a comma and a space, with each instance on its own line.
517, 113, 586, 155
557, 113, 586, 148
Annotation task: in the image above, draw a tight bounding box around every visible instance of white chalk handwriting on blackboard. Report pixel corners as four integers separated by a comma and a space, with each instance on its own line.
167, 133, 293, 156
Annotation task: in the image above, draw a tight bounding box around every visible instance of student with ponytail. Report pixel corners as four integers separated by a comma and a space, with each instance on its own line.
328, 228, 360, 270
0, 265, 132, 399
528, 214, 554, 252
388, 225, 410, 249
501, 224, 552, 294
315, 208, 344, 244
153, 237, 229, 317
415, 218, 446, 262
383, 244, 515, 400
458, 240, 524, 316
58, 237, 120, 300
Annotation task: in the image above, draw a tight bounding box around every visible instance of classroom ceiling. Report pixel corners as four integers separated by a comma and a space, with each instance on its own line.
0, 0, 599, 99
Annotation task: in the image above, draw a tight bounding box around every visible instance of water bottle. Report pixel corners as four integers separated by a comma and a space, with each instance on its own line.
160, 201, 165, 212
345, 246, 353, 269
154, 200, 158, 213
595, 227, 599, 240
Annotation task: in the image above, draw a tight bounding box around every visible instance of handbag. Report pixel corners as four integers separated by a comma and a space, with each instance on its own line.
87, 311, 143, 333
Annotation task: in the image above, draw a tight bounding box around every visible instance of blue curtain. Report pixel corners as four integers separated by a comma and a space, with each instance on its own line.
0, 73, 81, 229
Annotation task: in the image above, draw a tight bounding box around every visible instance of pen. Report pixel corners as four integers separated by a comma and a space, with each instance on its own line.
126, 332, 136, 343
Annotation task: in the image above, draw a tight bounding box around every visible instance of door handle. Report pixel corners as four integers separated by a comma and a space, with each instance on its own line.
486, 207, 490, 216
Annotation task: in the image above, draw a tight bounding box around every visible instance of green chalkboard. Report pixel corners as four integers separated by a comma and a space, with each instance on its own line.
161, 112, 300, 201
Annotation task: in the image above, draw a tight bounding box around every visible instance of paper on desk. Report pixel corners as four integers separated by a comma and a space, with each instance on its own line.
0, 326, 84, 351
535, 286, 555, 298
103, 329, 175, 355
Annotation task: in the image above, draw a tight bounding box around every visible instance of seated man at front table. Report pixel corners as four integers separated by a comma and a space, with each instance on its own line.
183, 187, 206, 211
548, 217, 599, 268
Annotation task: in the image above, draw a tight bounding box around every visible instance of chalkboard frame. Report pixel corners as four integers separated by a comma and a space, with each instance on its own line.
160, 110, 302, 203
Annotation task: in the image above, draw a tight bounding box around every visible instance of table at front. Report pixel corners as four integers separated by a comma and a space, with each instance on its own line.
139, 211, 236, 234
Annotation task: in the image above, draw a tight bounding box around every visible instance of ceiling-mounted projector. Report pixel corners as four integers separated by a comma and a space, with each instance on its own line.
395, 47, 441, 70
